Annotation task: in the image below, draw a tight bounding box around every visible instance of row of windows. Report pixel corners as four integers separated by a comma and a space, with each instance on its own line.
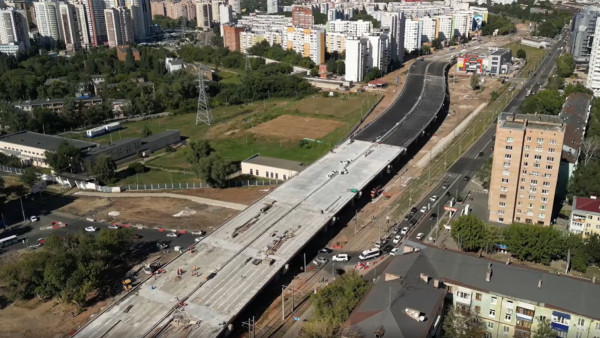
3, 146, 43, 156
522, 162, 553, 170
248, 169, 287, 180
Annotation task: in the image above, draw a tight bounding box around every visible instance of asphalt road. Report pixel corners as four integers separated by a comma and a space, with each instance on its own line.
1, 213, 196, 254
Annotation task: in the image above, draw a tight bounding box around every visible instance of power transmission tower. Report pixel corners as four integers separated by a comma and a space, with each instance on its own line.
195, 66, 212, 126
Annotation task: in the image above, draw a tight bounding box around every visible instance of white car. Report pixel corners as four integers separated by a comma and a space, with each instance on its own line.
390, 248, 400, 256
393, 235, 402, 244
416, 233, 425, 240
400, 227, 409, 236
429, 195, 438, 202
191, 230, 205, 236
332, 254, 349, 262
108, 224, 119, 229
194, 236, 205, 242
85, 226, 97, 232
29, 216, 39, 222
166, 232, 179, 238
420, 206, 428, 213
374, 239, 388, 248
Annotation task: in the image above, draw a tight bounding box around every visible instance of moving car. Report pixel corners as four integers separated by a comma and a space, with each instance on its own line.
359, 248, 381, 260
390, 248, 400, 256
84, 226, 97, 232
410, 207, 418, 214
374, 239, 388, 248
108, 224, 119, 229
393, 235, 402, 244
191, 230, 205, 236
429, 195, 438, 202
409, 219, 418, 227
420, 206, 428, 213
463, 176, 470, 181
404, 214, 412, 222
429, 213, 438, 220
318, 247, 332, 254
313, 257, 328, 265
194, 236, 205, 242
29, 216, 39, 222
400, 227, 409, 236
416, 233, 425, 240
442, 183, 449, 189
332, 254, 349, 262
382, 245, 393, 254
478, 151, 484, 157
166, 232, 179, 238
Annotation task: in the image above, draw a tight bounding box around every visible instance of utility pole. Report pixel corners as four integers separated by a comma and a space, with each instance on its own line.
303, 253, 306, 274
355, 209, 358, 234
19, 196, 26, 222
281, 286, 285, 320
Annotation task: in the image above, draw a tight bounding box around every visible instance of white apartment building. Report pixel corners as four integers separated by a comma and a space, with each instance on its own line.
240, 29, 283, 51
229, 0, 240, 14
366, 32, 390, 72
434, 15, 452, 41
452, 11, 472, 38
377, 11, 404, 63
326, 19, 372, 36
211, 0, 223, 23
195, 1, 211, 29
34, 0, 61, 43
58, 3, 80, 51
420, 15, 436, 43
219, 3, 232, 35
283, 26, 325, 64
0, 7, 29, 53
104, 7, 134, 48
345, 36, 367, 82
267, 0, 278, 14
325, 31, 346, 53
74, 3, 92, 49
404, 18, 422, 53
587, 19, 600, 96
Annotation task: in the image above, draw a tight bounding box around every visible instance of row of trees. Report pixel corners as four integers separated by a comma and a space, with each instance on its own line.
486, 2, 571, 38
450, 215, 600, 272
185, 139, 236, 188
0, 229, 135, 307
481, 14, 516, 36
248, 40, 316, 69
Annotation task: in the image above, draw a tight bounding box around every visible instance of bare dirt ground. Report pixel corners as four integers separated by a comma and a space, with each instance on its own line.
58, 196, 237, 231
0, 298, 108, 338
170, 186, 270, 205
249, 115, 343, 141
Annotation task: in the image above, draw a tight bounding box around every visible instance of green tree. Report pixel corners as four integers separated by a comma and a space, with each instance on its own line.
442, 305, 487, 338
141, 125, 152, 137
546, 75, 565, 91
431, 38, 443, 50
128, 162, 146, 174
520, 90, 564, 115
185, 139, 214, 165
91, 155, 116, 184
503, 224, 564, 264
335, 60, 345, 75
363, 67, 381, 83
556, 53, 575, 78
482, 225, 503, 253
568, 159, 600, 199
450, 215, 486, 252
20, 167, 40, 189
45, 141, 82, 173
490, 91, 500, 102
516, 48, 527, 59
470, 73, 480, 90
422, 45, 431, 55
310, 67, 319, 77
533, 317, 555, 338
194, 153, 235, 188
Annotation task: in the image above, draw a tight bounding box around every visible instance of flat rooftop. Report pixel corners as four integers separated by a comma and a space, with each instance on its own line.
243, 154, 305, 172
499, 112, 565, 132
74, 139, 404, 338
0, 131, 96, 152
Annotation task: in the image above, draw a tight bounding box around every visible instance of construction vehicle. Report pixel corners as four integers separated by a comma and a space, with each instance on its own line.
122, 279, 133, 291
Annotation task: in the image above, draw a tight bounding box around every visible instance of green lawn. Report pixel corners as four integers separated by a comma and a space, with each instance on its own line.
112, 168, 202, 186
217, 70, 241, 85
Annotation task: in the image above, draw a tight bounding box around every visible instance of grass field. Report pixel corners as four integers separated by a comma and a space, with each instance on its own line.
115, 168, 202, 185
503, 42, 546, 76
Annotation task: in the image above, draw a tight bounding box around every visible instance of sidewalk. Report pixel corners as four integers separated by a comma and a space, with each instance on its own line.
74, 191, 248, 210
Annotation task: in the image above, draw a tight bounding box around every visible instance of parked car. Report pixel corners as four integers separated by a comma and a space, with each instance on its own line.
420, 206, 428, 213
374, 239, 388, 248
166, 232, 179, 238
442, 183, 449, 189
108, 224, 119, 229
429, 195, 438, 202
332, 254, 349, 262
400, 227, 409, 236
416, 233, 425, 240
84, 226, 97, 232
404, 214, 412, 222
313, 257, 328, 265
410, 207, 418, 214
429, 213, 438, 220
382, 245, 393, 254
463, 176, 470, 181
319, 247, 332, 254
393, 235, 402, 244
37, 237, 46, 244
390, 248, 400, 256
409, 219, 418, 226
29, 216, 39, 222
194, 237, 205, 242
191, 230, 205, 236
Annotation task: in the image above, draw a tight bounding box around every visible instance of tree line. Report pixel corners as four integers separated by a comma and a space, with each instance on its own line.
185, 139, 236, 188
450, 215, 600, 273
0, 229, 135, 307
485, 1, 571, 38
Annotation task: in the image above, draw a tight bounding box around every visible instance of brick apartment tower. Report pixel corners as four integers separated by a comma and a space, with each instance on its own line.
488, 113, 565, 226
291, 5, 312, 28
223, 24, 244, 52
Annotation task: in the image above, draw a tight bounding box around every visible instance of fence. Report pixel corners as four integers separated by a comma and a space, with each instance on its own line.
0, 165, 24, 175
122, 179, 281, 191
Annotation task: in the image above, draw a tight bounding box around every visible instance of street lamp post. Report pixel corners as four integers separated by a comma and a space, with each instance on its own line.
19, 196, 26, 222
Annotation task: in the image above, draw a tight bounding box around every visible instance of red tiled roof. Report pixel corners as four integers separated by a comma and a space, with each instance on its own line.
368, 79, 386, 85
574, 196, 600, 213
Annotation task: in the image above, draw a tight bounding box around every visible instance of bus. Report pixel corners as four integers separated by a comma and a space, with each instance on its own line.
0, 235, 18, 248
359, 248, 382, 260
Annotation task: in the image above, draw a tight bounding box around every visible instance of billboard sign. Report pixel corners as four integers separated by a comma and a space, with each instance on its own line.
472, 14, 484, 31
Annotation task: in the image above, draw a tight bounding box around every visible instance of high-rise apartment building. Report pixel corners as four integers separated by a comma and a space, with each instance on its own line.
452, 11, 472, 38
366, 32, 390, 72
326, 19, 371, 36
266, 0, 277, 14
229, 0, 240, 14
58, 3, 80, 51
104, 7, 133, 47
325, 31, 346, 53
223, 24, 243, 51
34, 0, 61, 44
345, 36, 367, 82
404, 18, 422, 53
587, 18, 600, 96
377, 12, 402, 63
210, 0, 222, 23
420, 15, 436, 43
195, 1, 211, 28
434, 15, 452, 41
283, 26, 324, 64
74, 3, 92, 49
488, 113, 565, 225
150, 1, 165, 18
570, 5, 600, 64
0, 7, 29, 53
291, 5, 312, 29
85, 0, 108, 46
